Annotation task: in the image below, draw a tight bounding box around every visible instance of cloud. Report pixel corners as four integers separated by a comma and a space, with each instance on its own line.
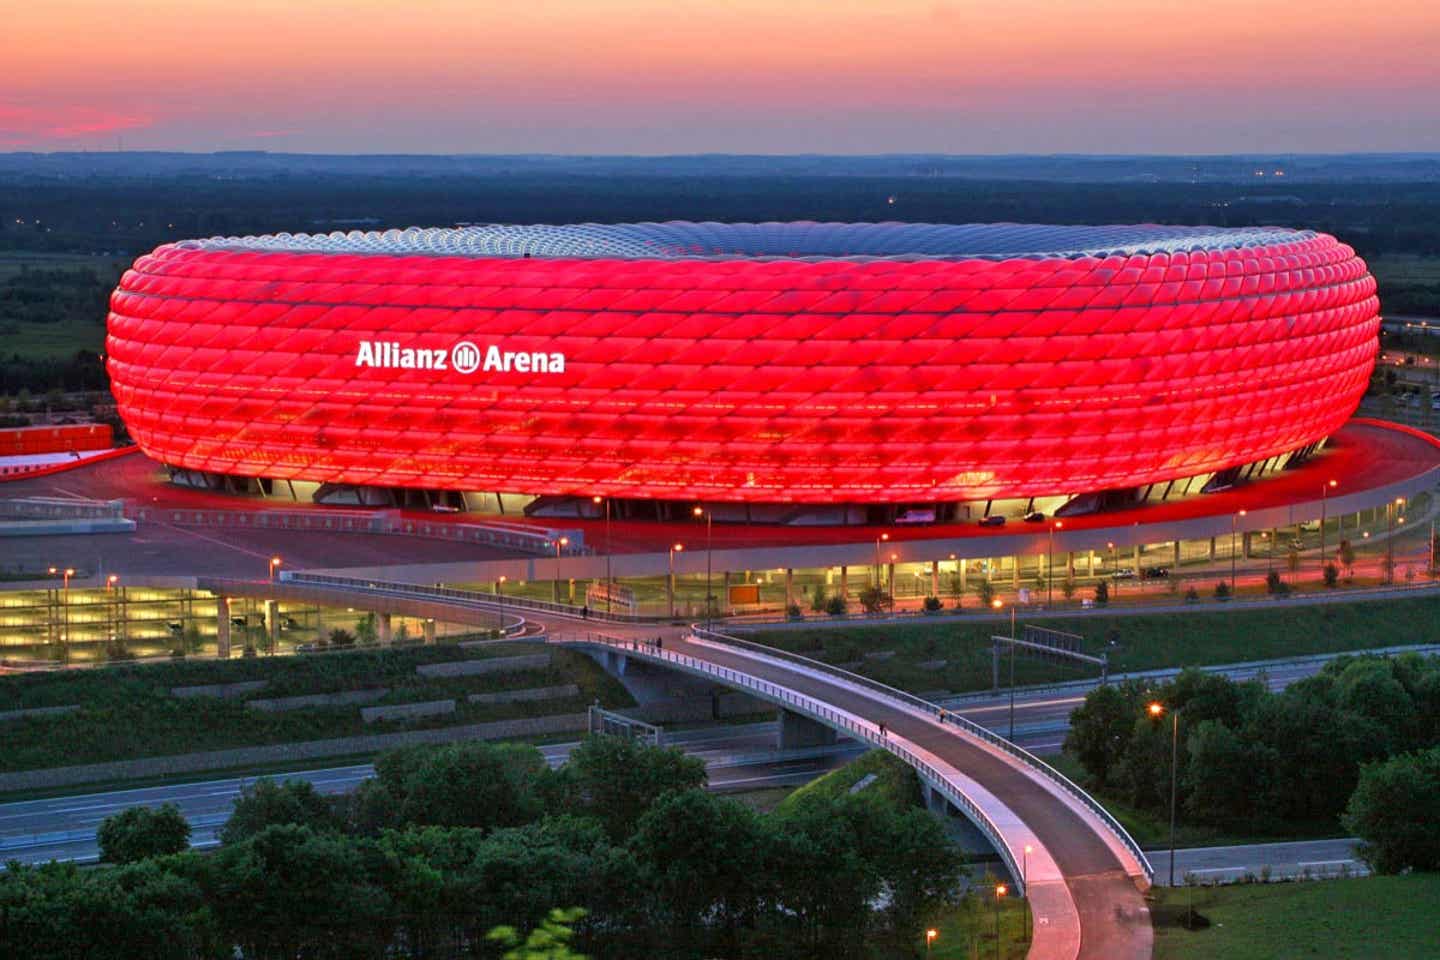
0, 103, 153, 148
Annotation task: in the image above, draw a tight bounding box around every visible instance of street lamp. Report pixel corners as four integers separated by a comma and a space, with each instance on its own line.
1230, 509, 1247, 596
1047, 520, 1063, 607
694, 505, 713, 630
594, 496, 612, 614
497, 575, 507, 627
993, 598, 1018, 740
550, 537, 569, 604
993, 884, 1007, 960
1319, 479, 1337, 575
1107, 541, 1117, 599
874, 532, 889, 595
667, 543, 684, 618
106, 574, 120, 650
1023, 844, 1033, 942
925, 928, 938, 957
1148, 701, 1179, 887
268, 555, 282, 581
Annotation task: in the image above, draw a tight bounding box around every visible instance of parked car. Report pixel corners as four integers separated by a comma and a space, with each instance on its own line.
1141, 566, 1170, 579
979, 515, 1007, 527
1110, 567, 1137, 579
1023, 510, 1046, 523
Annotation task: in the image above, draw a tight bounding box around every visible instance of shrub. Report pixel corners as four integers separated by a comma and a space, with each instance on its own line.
1214, 581, 1231, 600
809, 583, 828, 613
921, 596, 942, 614
1265, 570, 1289, 596
786, 603, 803, 620
1184, 586, 1200, 603
1093, 580, 1109, 606
98, 803, 191, 863
1323, 562, 1340, 588
975, 580, 996, 608
1343, 745, 1440, 873
824, 594, 847, 616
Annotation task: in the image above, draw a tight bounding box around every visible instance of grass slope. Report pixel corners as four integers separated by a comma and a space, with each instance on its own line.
747, 595, 1440, 696
1151, 874, 1440, 960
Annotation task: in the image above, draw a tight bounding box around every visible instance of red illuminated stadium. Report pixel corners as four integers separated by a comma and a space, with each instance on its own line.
106, 222, 1379, 510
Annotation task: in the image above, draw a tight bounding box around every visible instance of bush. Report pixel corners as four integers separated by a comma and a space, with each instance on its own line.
1323, 562, 1340, 588
858, 586, 893, 615
1184, 586, 1200, 603
220, 778, 341, 845
824, 594, 848, 616
921, 596, 942, 614
1343, 746, 1440, 873
786, 603, 803, 620
1093, 580, 1109, 606
1214, 580, 1231, 600
98, 803, 191, 863
975, 580, 996, 608
809, 584, 828, 613
1265, 570, 1289, 596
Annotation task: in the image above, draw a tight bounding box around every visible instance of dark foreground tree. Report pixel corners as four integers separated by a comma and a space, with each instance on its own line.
557, 735, 706, 840
1343, 745, 1440, 874
220, 777, 341, 845
97, 803, 191, 863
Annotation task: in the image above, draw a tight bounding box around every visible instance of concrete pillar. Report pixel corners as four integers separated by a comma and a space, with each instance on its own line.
378, 612, 393, 644
839, 565, 849, 599
216, 596, 231, 659
1087, 549, 1096, 576
423, 619, 436, 644
568, 578, 576, 603
931, 560, 940, 597
1208, 537, 1216, 562
1011, 556, 1019, 589
785, 568, 795, 608
960, 558, 968, 592
778, 709, 839, 749
1243, 532, 1253, 559
1066, 550, 1075, 576
265, 599, 278, 652
1133, 543, 1142, 569
1173, 541, 1181, 568
886, 562, 896, 595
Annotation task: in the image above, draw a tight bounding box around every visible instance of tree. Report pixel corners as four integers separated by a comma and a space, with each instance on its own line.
1064, 682, 1142, 788
220, 777, 341, 845
630, 789, 770, 954
1182, 720, 1274, 828
1265, 569, 1288, 595
395, 741, 548, 830
487, 907, 590, 960
1343, 746, 1440, 874
1339, 539, 1356, 578
1061, 575, 1077, 602
858, 585, 892, 614
1213, 580, 1230, 600
98, 804, 191, 864
809, 583, 828, 613
1093, 579, 1109, 606
922, 595, 942, 613
824, 594, 848, 616
355, 612, 378, 645
1287, 547, 1301, 575
557, 735, 707, 840
1323, 562, 1339, 588
975, 579, 996, 608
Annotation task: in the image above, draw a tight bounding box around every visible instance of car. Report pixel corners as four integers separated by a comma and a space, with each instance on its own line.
1110, 567, 1137, 579
1142, 566, 1170, 579
979, 515, 1006, 527
1023, 510, 1046, 523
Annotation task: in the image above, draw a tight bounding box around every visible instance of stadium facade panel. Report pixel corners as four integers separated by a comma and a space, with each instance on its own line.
106, 222, 1379, 504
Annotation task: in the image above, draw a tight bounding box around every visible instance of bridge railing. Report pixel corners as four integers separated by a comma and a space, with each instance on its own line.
565, 631, 1026, 892
691, 624, 1154, 883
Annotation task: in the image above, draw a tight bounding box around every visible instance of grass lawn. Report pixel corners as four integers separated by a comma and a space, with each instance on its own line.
777, 749, 921, 814
746, 595, 1440, 697
0, 641, 633, 773
1151, 874, 1440, 960
917, 893, 1029, 960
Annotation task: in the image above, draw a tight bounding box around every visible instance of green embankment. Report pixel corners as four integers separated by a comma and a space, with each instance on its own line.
0, 642, 631, 773
747, 595, 1440, 695
1151, 874, 1440, 960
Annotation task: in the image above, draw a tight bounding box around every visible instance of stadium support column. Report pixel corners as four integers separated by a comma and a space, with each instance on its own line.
931, 560, 940, 597
216, 597, 231, 659
785, 569, 795, 610
378, 613, 392, 645
265, 600, 278, 654
722, 571, 731, 613
1208, 538, 1216, 562
1133, 543, 1141, 570
1011, 557, 1019, 590
1087, 550, 1095, 577
1243, 532, 1253, 559
839, 566, 848, 599
960, 558, 968, 592
423, 619, 436, 644
1173, 541, 1181, 569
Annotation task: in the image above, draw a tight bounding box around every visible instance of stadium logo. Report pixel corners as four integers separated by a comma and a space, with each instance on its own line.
354, 341, 566, 375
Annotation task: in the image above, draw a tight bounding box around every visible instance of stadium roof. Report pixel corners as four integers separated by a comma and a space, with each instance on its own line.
184, 221, 1315, 262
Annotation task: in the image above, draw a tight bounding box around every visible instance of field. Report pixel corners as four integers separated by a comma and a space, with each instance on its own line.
0, 252, 124, 362
745, 594, 1440, 697
1151, 874, 1440, 960
0, 641, 632, 773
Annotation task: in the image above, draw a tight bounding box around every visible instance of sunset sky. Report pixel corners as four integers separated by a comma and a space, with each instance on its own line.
6, 0, 1439, 154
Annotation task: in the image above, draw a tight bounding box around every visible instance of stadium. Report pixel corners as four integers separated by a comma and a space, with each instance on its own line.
106, 221, 1379, 522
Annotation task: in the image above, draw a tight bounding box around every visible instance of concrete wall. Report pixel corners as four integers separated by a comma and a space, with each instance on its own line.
416, 654, 550, 678
467, 684, 579, 705
361, 699, 456, 723
171, 680, 269, 699
245, 689, 390, 712
0, 704, 80, 722
0, 713, 589, 792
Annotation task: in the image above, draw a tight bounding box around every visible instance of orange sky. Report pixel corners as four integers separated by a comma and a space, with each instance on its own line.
6, 0, 1440, 152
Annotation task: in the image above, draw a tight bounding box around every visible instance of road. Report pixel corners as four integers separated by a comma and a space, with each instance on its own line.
0, 722, 864, 867
1149, 839, 1366, 886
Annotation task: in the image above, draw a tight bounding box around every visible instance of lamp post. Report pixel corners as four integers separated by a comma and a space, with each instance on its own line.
1319, 479, 1337, 575
1023, 844, 1032, 942
268, 555, 282, 581
497, 575, 507, 627
694, 505, 713, 630
993, 884, 1006, 960
668, 543, 684, 618
1230, 509, 1246, 596
50, 566, 75, 663
106, 574, 120, 651
594, 496, 612, 614
550, 537, 569, 604
1149, 701, 1179, 887
1047, 520, 1063, 607
1106, 541, 1116, 599
1386, 497, 1405, 583
992, 598, 1017, 740
873, 532, 890, 597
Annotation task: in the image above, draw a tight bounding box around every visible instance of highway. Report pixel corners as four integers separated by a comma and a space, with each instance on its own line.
0, 722, 865, 867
